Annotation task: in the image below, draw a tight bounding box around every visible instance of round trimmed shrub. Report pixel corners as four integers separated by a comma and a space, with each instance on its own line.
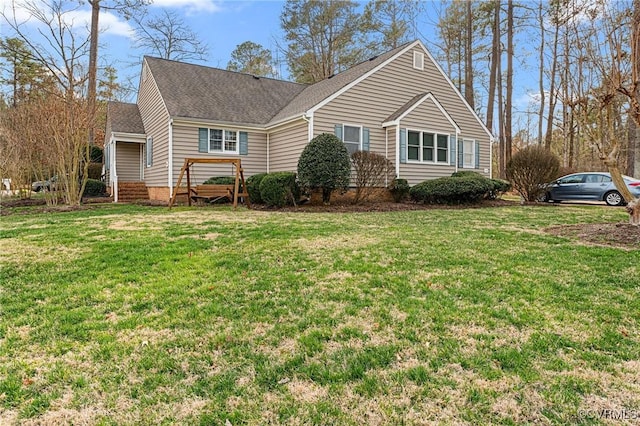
451, 170, 484, 179
83, 178, 106, 197
409, 176, 493, 204
297, 133, 351, 204
389, 178, 410, 202
246, 173, 267, 204
259, 172, 299, 208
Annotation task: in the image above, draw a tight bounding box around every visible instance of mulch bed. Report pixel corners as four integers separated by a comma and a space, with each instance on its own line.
545, 222, 640, 249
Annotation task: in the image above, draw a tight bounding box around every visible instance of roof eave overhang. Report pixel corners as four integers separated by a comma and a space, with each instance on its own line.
382, 93, 462, 133
265, 113, 310, 130
111, 131, 147, 143
171, 116, 267, 131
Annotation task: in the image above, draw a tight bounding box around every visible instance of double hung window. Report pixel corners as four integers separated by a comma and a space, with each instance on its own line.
343, 125, 361, 155
208, 129, 238, 154
407, 130, 449, 164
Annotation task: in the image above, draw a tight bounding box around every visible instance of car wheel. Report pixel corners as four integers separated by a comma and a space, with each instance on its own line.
539, 192, 552, 202
33, 186, 41, 192
604, 191, 624, 206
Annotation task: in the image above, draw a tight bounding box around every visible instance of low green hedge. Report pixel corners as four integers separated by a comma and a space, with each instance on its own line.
83, 178, 106, 197
246, 173, 268, 204
410, 175, 494, 204
450, 171, 511, 200
259, 172, 299, 208
203, 176, 236, 185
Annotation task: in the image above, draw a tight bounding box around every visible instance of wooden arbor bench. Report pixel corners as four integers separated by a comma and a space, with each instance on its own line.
168, 158, 251, 209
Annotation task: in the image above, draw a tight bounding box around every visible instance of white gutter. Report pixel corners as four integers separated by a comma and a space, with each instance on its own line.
301, 113, 312, 141
168, 119, 174, 199
455, 129, 461, 172
111, 136, 118, 203
266, 132, 270, 173
385, 128, 390, 186
395, 125, 400, 178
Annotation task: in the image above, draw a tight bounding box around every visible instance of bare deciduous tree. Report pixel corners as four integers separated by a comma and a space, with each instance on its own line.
132, 9, 209, 62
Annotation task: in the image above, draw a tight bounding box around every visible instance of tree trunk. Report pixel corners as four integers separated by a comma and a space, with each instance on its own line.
88, 0, 100, 147
537, 0, 545, 145
544, 10, 560, 150
486, 0, 500, 134
464, 0, 474, 110
504, 0, 513, 169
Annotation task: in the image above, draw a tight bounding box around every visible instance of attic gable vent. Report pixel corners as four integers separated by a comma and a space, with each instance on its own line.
413, 51, 424, 70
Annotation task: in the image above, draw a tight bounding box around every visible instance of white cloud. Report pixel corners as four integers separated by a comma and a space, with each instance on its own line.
151, 0, 222, 15
0, 1, 134, 38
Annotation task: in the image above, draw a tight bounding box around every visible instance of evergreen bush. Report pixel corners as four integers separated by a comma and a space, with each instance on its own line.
83, 179, 106, 197
409, 176, 493, 204
297, 133, 351, 204
246, 173, 267, 204
203, 176, 236, 185
259, 172, 299, 208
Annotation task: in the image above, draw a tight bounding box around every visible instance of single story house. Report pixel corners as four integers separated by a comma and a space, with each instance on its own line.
104, 40, 493, 202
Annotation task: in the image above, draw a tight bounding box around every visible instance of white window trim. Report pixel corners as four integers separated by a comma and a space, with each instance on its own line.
208, 128, 239, 155
462, 139, 475, 168
413, 51, 424, 70
342, 123, 363, 152
406, 128, 450, 164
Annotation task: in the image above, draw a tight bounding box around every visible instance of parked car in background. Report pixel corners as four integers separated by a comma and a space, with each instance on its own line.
542, 172, 640, 206
31, 176, 57, 192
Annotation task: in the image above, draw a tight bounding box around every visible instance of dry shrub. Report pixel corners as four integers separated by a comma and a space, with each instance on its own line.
351, 151, 394, 203
506, 145, 560, 202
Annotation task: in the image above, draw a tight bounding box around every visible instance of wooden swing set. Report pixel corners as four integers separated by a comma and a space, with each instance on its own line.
168, 158, 251, 209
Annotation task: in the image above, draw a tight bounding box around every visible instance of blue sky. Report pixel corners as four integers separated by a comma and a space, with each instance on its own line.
0, 0, 536, 122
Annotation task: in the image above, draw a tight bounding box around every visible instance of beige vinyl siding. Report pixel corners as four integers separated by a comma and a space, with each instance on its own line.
313, 47, 490, 178
116, 142, 142, 181
137, 61, 170, 187
268, 120, 308, 172
386, 127, 396, 167
171, 124, 267, 184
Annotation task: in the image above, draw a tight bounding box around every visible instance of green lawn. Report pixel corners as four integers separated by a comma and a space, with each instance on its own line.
0, 204, 638, 425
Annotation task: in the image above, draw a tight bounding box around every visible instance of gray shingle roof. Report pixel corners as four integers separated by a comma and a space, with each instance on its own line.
131, 41, 414, 129
107, 101, 145, 134
144, 57, 306, 126
268, 42, 413, 124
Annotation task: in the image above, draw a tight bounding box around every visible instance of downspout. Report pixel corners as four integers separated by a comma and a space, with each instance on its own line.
455, 129, 461, 173
266, 132, 270, 173
489, 136, 494, 178
168, 119, 174, 199
112, 137, 118, 203
385, 127, 389, 186
395, 125, 400, 178
302, 113, 313, 141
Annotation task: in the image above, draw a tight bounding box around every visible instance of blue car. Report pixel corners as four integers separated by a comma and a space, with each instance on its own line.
543, 172, 640, 206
